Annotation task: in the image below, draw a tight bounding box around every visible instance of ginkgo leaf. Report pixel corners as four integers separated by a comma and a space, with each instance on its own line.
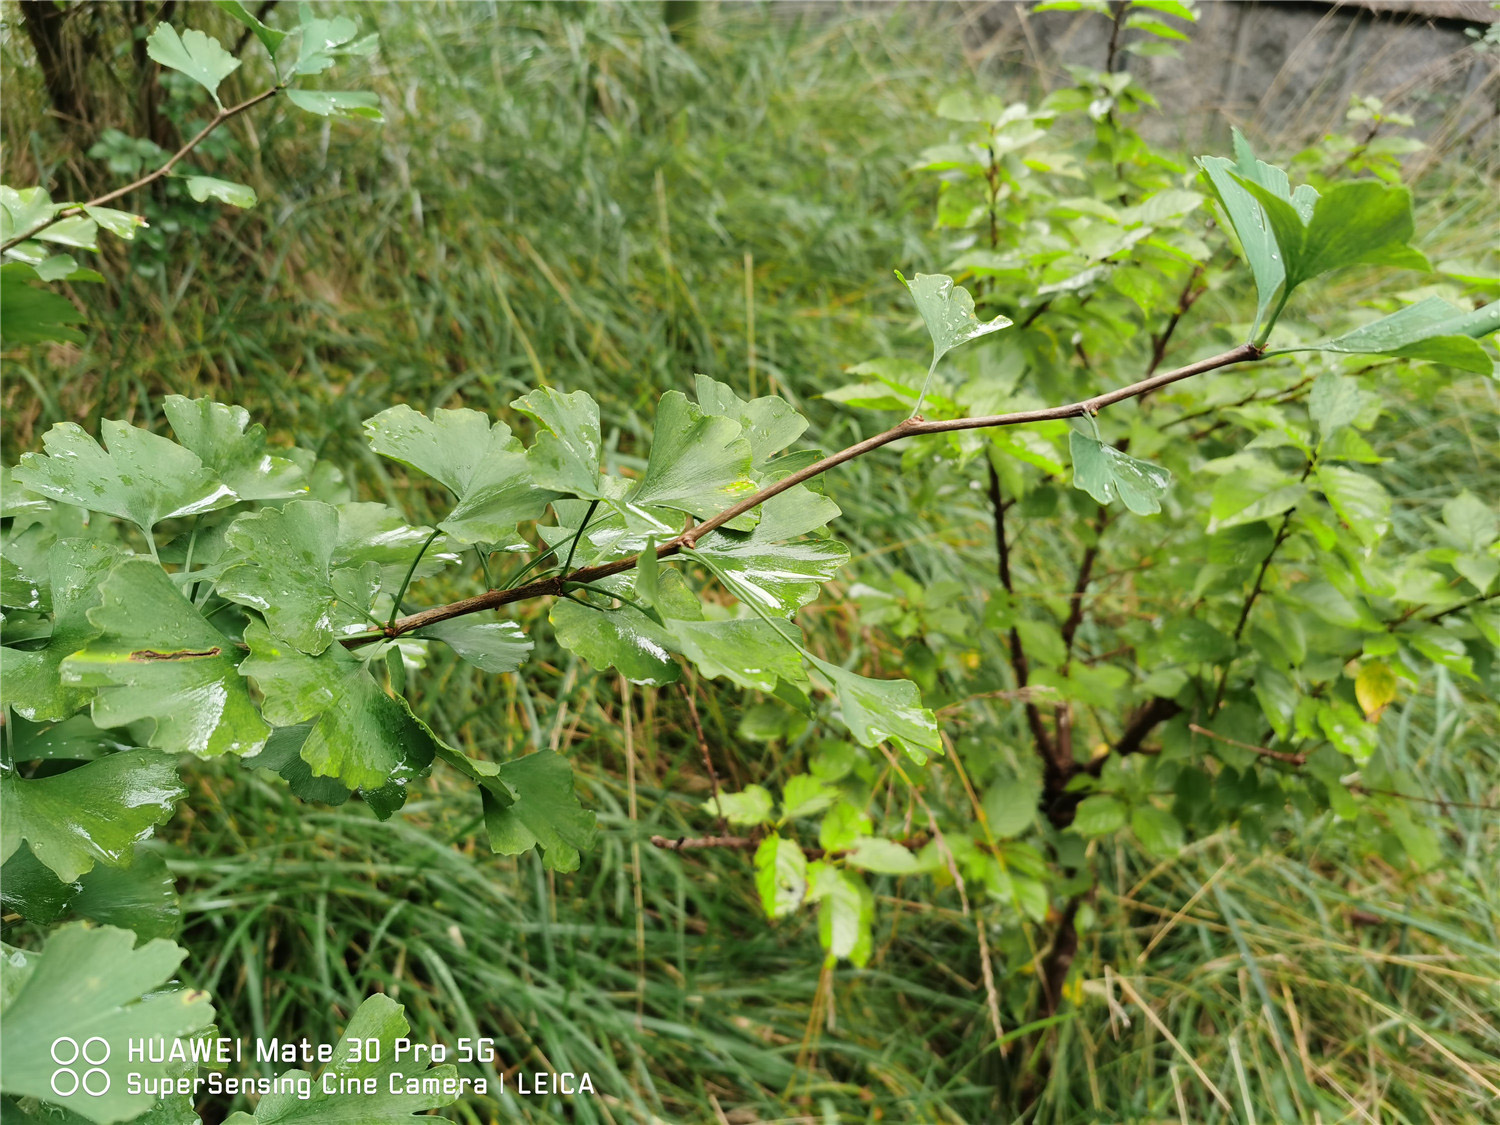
14, 420, 237, 534
185, 176, 257, 208
84, 205, 148, 240
1277, 297, 1498, 374
693, 374, 809, 473
625, 391, 759, 529
163, 395, 306, 500
218, 500, 381, 654
808, 655, 941, 764
146, 24, 240, 106
1198, 128, 1317, 333
1069, 430, 1172, 514
293, 14, 360, 75
62, 559, 270, 758
0, 539, 119, 721
898, 271, 1013, 367
0, 186, 56, 242
285, 90, 384, 120
550, 598, 678, 685
240, 621, 438, 793
0, 749, 185, 883
1236, 177, 1427, 300
364, 405, 556, 548
0, 923, 215, 1125
415, 617, 532, 673
221, 995, 459, 1123
690, 486, 848, 615
214, 0, 288, 56
669, 616, 807, 692
480, 751, 597, 872
331, 502, 456, 592
512, 386, 605, 499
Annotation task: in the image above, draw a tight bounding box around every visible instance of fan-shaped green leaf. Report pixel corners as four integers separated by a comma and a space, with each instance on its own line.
184, 177, 256, 209
222, 995, 459, 1124
1279, 297, 1497, 373
897, 271, 1012, 366
550, 598, 678, 685
15, 421, 237, 534
63, 559, 270, 757
690, 486, 847, 614
626, 391, 758, 528
808, 655, 940, 764
415, 617, 532, 673
285, 90, 383, 120
693, 375, 809, 473
364, 405, 556, 548
1069, 431, 1172, 514
146, 25, 240, 105
163, 396, 305, 500
219, 500, 380, 655
213, 0, 288, 55
512, 387, 605, 499
241, 621, 438, 793
0, 923, 214, 1125
1, 539, 119, 721
480, 751, 597, 872
0, 749, 184, 882
0, 264, 87, 345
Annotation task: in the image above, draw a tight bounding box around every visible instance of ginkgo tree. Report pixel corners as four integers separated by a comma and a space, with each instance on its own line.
3, 3, 1499, 1122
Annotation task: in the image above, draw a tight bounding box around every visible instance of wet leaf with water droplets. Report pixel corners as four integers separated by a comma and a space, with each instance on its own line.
808, 655, 940, 764
364, 405, 556, 548
481, 751, 597, 873
0, 539, 120, 721
61, 558, 270, 758
0, 749, 185, 882
240, 621, 438, 793
0, 922, 214, 1124
512, 386, 606, 499
218, 500, 380, 655
1069, 431, 1172, 515
163, 395, 306, 500
14, 420, 238, 534
690, 486, 848, 615
626, 391, 759, 529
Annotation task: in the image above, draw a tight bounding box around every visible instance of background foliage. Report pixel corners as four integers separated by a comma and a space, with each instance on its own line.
3, 3, 1499, 1123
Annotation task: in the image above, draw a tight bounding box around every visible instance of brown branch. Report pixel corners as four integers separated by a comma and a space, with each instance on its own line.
988, 461, 1056, 770
2, 85, 281, 252
1038, 892, 1086, 1017
679, 679, 727, 835
1188, 723, 1306, 765
1113, 696, 1183, 761
1060, 507, 1111, 662
365, 343, 1263, 644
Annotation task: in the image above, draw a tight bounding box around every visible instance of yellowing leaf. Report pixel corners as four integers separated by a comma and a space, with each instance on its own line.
1355, 660, 1398, 720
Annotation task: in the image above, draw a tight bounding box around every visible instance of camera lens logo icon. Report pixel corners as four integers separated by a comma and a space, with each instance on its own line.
51, 1037, 111, 1097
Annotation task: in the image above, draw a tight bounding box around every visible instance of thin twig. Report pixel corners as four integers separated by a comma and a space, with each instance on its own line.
678, 678, 727, 835
1189, 723, 1306, 765
358, 343, 1262, 644
2, 85, 281, 252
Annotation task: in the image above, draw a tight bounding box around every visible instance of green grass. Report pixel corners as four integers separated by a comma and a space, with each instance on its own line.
4, 3, 1499, 1123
